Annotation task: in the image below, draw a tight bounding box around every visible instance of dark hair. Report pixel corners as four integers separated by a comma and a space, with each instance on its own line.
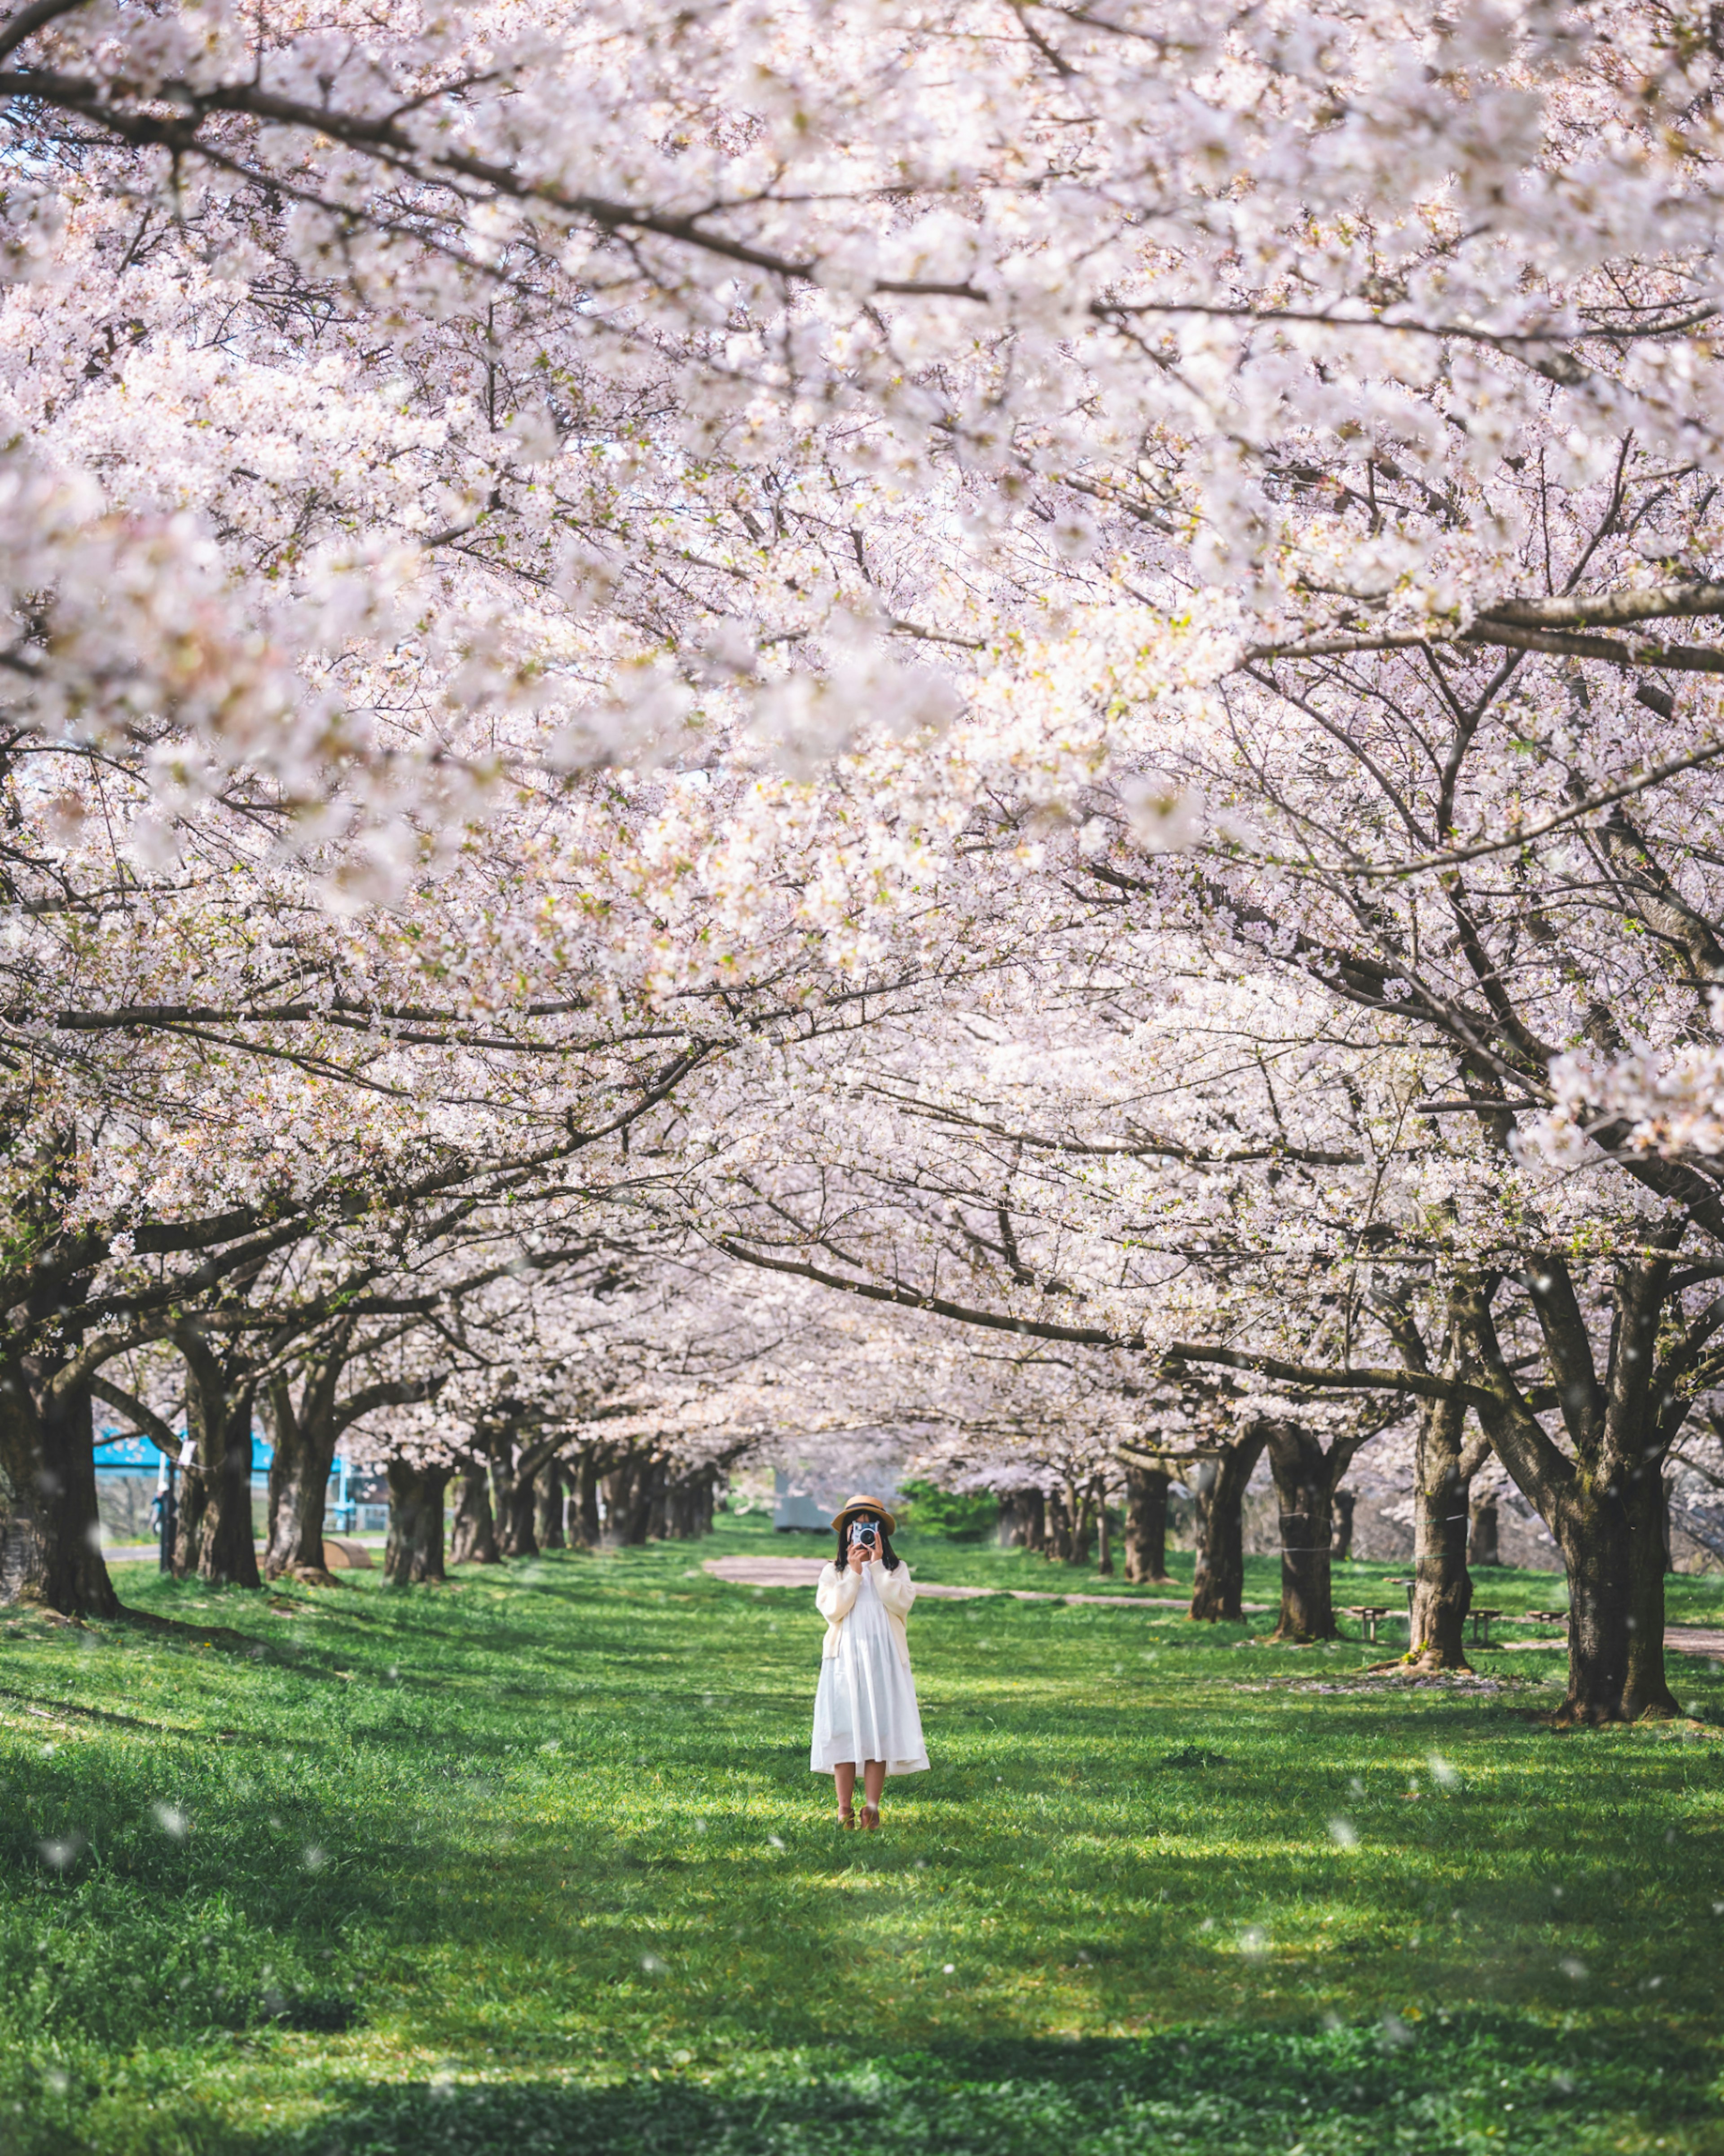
835, 1511, 900, 1572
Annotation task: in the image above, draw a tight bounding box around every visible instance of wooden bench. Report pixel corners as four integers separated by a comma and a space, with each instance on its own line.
1345, 1605, 1396, 1643
1468, 1605, 1504, 1647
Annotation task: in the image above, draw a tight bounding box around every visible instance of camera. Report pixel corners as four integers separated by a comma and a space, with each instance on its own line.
852, 1522, 879, 1549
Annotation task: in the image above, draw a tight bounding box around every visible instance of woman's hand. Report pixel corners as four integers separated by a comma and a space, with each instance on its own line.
846, 1540, 868, 1574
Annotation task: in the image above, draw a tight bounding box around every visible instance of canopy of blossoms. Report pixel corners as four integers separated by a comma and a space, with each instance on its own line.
7, 0, 1724, 1727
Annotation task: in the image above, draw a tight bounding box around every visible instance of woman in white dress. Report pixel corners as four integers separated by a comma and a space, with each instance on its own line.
810, 1495, 928, 1830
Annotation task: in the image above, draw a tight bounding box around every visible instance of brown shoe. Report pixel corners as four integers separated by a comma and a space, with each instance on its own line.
838, 1804, 856, 1830
860, 1804, 880, 1832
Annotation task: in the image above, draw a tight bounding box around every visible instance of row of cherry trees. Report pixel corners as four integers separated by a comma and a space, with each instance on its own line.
6, 1, 1724, 1724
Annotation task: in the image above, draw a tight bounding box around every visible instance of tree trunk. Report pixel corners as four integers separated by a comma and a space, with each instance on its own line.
494, 1446, 538, 1558
449, 1457, 501, 1564
177, 1335, 260, 1589
0, 1353, 120, 1618
384, 1460, 451, 1584
1265, 1422, 1337, 1642
599, 1466, 625, 1543
607, 1457, 655, 1546
1468, 1494, 1500, 1566
1408, 1396, 1475, 1671
645, 1458, 669, 1541
1045, 1486, 1073, 1561
194, 1395, 259, 1587
1329, 1490, 1356, 1560
1095, 1494, 1113, 1576
172, 1447, 207, 1579
686, 1468, 717, 1538
664, 1469, 710, 1539
575, 1452, 601, 1548
1459, 1257, 1678, 1728
1123, 1467, 1171, 1583
263, 1380, 339, 1582
1623, 1457, 1680, 1721
1189, 1428, 1266, 1623
1069, 1482, 1095, 1566
1553, 1481, 1636, 1725
534, 1460, 566, 1550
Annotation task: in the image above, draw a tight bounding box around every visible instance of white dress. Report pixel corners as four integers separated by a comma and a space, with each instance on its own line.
810, 1560, 929, 1776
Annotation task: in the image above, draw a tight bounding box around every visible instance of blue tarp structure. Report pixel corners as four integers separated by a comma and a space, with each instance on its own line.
93, 1432, 175, 1470
94, 1430, 312, 1475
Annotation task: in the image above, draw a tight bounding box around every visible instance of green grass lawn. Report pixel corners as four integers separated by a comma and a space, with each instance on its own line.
4, 1513, 1724, 2155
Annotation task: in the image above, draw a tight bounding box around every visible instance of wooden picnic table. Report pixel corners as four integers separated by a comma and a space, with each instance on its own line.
1379, 1587, 1500, 1647
1344, 1604, 1397, 1643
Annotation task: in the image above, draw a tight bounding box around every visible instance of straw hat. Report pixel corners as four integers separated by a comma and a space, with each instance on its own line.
831, 1493, 897, 1535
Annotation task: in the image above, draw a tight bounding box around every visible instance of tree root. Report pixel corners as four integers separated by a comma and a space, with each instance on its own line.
2, 1601, 88, 1629
1397, 1646, 1475, 1676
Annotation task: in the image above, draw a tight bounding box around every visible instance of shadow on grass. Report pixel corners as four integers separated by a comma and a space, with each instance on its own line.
146, 2016, 1724, 2156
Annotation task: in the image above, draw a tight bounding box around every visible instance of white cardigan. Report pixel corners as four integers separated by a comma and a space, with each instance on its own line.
815, 1557, 915, 1671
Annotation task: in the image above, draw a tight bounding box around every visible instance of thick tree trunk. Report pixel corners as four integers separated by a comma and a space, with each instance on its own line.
1329, 1490, 1356, 1560
999, 1488, 1045, 1549
1460, 1254, 1680, 1728
0, 1354, 120, 1618
1623, 1459, 1679, 1721
663, 1469, 711, 1539
263, 1381, 339, 1582
1553, 1481, 1637, 1725
1468, 1493, 1500, 1566
1408, 1397, 1474, 1671
494, 1449, 538, 1558
1045, 1486, 1073, 1561
607, 1457, 655, 1545
384, 1460, 451, 1584
1265, 1422, 1337, 1642
575, 1452, 601, 1547
645, 1459, 669, 1541
1189, 1428, 1267, 1623
681, 1469, 716, 1538
450, 1458, 501, 1564
534, 1460, 567, 1550
1124, 1467, 1171, 1583
203, 1425, 260, 1583
179, 1345, 260, 1589
172, 1450, 207, 1579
